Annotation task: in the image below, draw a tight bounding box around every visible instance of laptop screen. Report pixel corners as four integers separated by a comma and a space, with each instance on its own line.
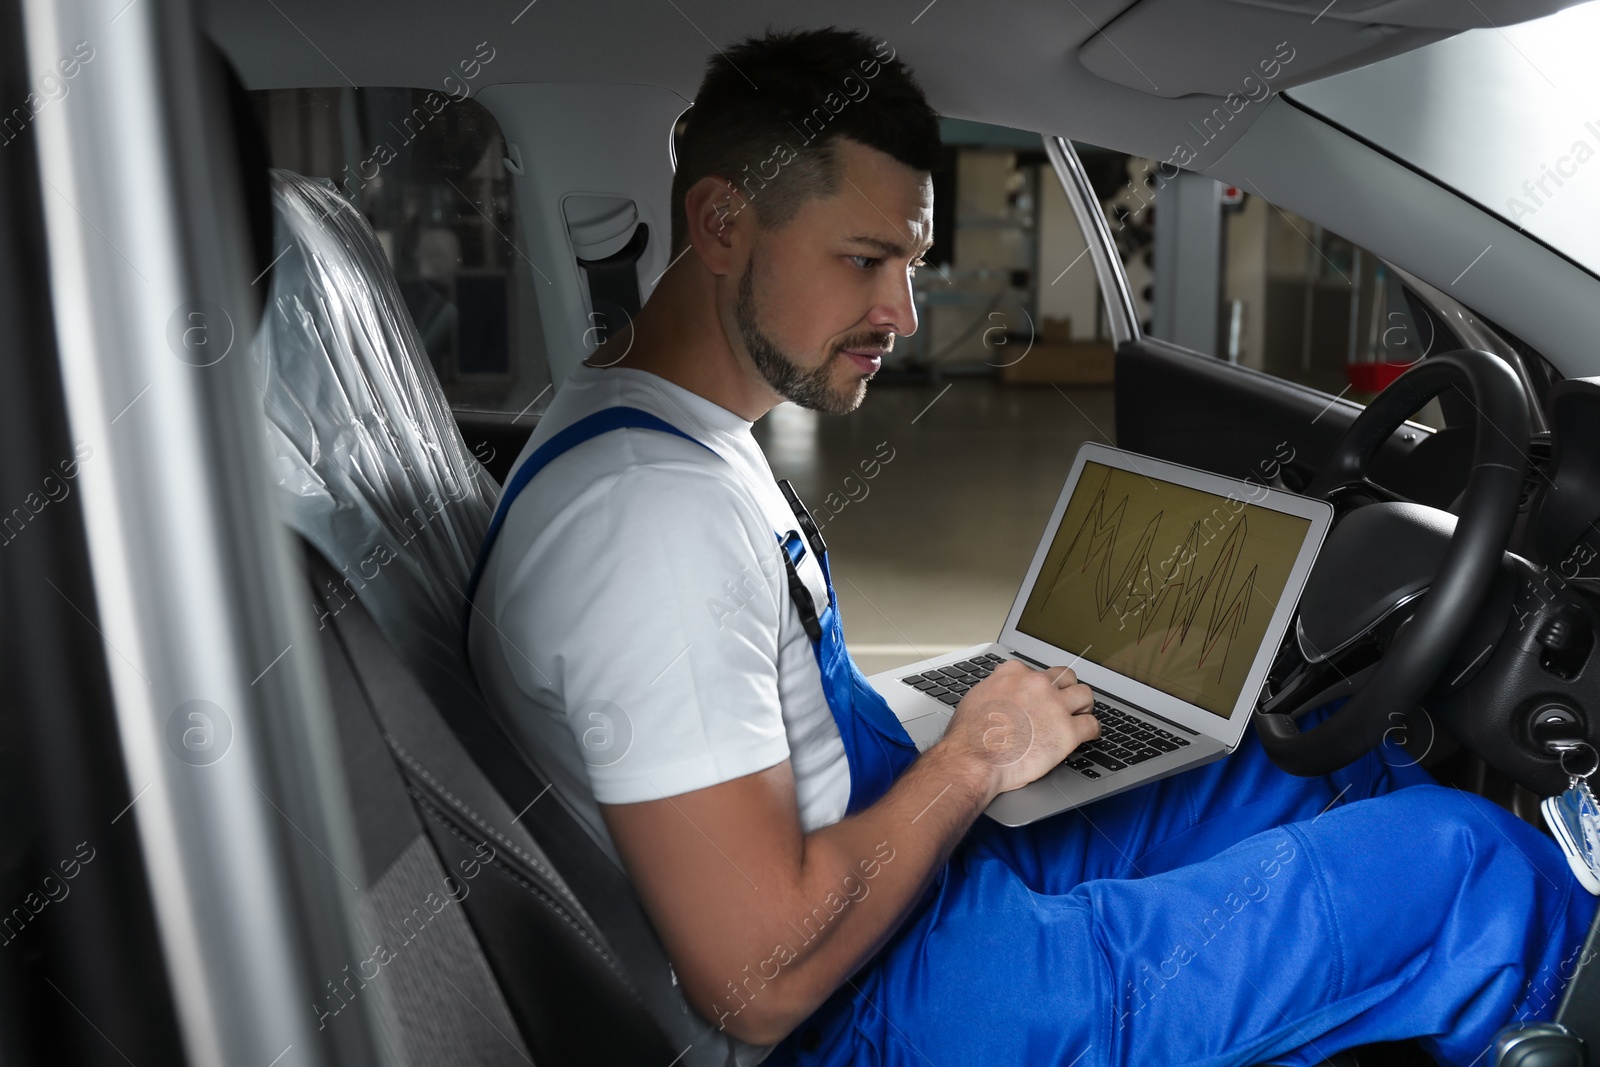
1014, 460, 1313, 717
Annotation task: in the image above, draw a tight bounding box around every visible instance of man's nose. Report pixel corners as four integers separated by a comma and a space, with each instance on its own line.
870, 269, 918, 338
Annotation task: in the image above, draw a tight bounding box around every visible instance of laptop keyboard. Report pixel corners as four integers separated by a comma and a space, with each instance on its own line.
1066, 702, 1190, 779
900, 653, 1004, 704
898, 658, 1190, 779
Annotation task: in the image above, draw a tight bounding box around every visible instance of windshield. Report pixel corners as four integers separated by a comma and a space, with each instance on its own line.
1287, 0, 1600, 279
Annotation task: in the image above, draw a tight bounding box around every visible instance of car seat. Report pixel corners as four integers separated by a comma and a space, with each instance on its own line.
255, 169, 739, 1066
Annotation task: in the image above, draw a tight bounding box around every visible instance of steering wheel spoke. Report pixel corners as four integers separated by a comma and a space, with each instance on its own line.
1260, 632, 1380, 717
1358, 478, 1413, 506
1325, 478, 1415, 515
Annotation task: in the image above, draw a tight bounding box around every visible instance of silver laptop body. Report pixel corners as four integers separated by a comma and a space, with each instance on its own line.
868, 443, 1333, 827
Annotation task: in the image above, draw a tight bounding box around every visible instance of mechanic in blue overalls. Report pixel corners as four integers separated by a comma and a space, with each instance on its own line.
464, 28, 1595, 1067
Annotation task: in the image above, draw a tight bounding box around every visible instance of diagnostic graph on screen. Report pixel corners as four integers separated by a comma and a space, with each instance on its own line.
1015, 461, 1311, 716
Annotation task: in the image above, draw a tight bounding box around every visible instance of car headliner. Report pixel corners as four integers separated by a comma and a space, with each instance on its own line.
208, 0, 1576, 173
208, 0, 1600, 375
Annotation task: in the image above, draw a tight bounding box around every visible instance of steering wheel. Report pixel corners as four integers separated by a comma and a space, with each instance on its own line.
1255, 348, 1531, 776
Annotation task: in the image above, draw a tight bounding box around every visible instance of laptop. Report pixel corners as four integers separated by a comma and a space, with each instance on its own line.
867, 442, 1333, 827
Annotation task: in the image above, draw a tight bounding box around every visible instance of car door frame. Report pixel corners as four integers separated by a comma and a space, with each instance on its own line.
15, 0, 394, 1062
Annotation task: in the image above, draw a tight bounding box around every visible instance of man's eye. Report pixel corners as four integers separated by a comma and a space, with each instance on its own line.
849, 254, 878, 270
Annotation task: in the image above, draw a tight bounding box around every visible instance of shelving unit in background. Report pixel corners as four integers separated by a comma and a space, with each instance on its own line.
900, 120, 1041, 376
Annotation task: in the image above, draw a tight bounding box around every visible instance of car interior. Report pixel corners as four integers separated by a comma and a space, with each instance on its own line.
3, 0, 1600, 1065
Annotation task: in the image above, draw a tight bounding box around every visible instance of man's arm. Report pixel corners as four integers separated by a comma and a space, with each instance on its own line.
600, 660, 1099, 1046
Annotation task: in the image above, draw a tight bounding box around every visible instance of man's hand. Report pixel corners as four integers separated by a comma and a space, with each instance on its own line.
939, 660, 1100, 796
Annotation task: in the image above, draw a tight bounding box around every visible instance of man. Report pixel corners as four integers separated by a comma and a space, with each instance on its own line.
466, 27, 1594, 1067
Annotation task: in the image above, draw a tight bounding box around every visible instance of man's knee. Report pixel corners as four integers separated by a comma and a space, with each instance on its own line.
1323, 784, 1570, 901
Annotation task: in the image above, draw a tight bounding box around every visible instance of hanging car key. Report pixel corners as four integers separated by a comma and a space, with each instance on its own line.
1541, 744, 1600, 896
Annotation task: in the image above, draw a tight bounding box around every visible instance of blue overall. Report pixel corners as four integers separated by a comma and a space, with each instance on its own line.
464, 408, 1596, 1067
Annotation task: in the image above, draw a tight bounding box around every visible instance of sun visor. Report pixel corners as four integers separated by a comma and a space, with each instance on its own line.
1077, 0, 1583, 99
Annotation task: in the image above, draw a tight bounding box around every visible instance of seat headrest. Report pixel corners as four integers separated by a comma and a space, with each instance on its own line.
253, 169, 499, 685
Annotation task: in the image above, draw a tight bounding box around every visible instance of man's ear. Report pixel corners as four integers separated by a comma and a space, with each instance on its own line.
683, 176, 749, 277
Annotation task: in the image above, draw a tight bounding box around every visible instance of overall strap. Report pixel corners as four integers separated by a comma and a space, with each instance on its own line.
777, 531, 823, 642
461, 406, 717, 652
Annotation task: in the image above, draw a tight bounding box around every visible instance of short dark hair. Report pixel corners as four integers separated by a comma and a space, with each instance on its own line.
668, 27, 942, 256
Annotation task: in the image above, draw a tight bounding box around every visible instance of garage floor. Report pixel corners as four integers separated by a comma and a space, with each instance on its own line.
753, 378, 1116, 677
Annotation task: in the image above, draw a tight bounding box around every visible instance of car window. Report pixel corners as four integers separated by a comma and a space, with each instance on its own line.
252, 87, 551, 431
1075, 149, 1444, 428
1288, 1, 1600, 283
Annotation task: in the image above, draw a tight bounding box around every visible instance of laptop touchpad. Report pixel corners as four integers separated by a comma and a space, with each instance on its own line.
902, 712, 950, 751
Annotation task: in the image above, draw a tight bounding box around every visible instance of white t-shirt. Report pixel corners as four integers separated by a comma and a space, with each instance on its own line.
469, 362, 852, 877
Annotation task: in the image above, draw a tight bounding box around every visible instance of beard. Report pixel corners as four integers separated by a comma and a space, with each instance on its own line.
734, 259, 886, 415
